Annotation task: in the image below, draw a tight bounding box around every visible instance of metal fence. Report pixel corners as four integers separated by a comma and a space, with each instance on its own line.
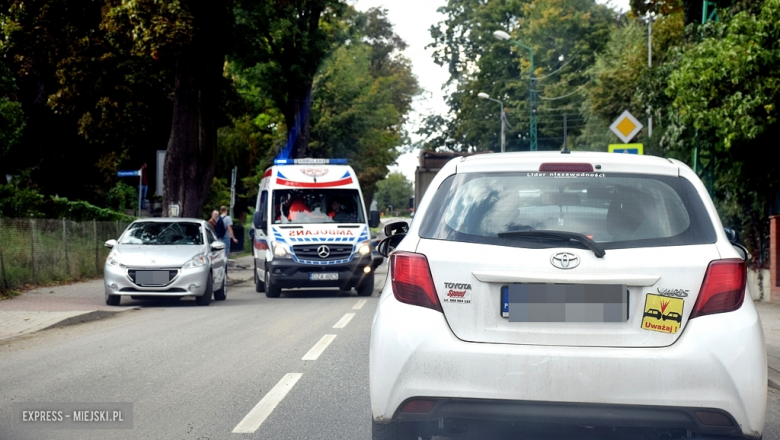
0, 218, 132, 291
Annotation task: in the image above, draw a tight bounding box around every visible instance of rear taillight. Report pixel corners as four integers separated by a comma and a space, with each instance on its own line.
390, 252, 442, 313
690, 259, 747, 319
539, 163, 594, 172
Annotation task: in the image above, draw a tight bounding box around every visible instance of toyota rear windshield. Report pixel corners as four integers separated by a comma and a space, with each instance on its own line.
418, 172, 716, 250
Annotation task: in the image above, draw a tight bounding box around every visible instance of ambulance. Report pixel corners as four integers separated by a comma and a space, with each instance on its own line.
250, 158, 381, 298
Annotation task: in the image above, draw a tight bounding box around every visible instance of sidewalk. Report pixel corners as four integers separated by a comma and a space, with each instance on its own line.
0, 255, 254, 343
756, 301, 780, 390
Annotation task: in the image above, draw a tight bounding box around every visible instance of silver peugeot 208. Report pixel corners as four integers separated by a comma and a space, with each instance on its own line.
103, 218, 228, 306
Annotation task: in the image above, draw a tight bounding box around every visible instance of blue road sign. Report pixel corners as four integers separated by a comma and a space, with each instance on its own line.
117, 170, 140, 177
608, 144, 644, 155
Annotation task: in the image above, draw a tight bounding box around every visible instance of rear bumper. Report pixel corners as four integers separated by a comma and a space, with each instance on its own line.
268, 255, 374, 289
369, 291, 767, 437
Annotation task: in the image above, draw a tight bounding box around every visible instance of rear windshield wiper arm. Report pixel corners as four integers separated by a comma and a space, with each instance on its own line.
496, 230, 606, 258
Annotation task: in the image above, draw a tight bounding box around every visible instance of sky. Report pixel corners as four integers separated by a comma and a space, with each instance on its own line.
352, 0, 630, 182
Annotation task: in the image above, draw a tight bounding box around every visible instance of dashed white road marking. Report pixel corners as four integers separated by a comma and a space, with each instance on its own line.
333, 313, 355, 328
302, 334, 337, 360
232, 373, 303, 433
352, 299, 367, 310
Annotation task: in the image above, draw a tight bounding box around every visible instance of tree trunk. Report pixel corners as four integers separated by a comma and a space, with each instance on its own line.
163, 1, 226, 218
282, 84, 313, 160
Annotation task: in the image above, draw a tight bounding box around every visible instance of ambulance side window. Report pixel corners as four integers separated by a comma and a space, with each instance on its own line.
259, 191, 268, 230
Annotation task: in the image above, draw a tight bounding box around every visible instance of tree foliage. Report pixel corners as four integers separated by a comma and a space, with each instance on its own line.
308, 7, 419, 208
420, 0, 615, 152
374, 172, 412, 213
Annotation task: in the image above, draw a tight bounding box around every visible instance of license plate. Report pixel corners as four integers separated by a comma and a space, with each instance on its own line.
135, 270, 170, 286
310, 272, 338, 281
501, 284, 628, 322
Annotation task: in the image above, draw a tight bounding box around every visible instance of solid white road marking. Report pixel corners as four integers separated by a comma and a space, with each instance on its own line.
302, 334, 337, 360
353, 299, 367, 310
232, 373, 303, 433
333, 313, 355, 328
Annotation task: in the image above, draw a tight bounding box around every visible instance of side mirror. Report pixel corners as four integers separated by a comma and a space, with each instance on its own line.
732, 243, 750, 261
210, 241, 226, 251
253, 211, 264, 230
384, 221, 409, 237
724, 227, 737, 244
104, 239, 117, 248
377, 234, 405, 257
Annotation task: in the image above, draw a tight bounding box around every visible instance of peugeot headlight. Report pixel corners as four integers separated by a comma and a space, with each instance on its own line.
357, 240, 371, 256
182, 253, 208, 269
107, 250, 120, 266
272, 241, 292, 259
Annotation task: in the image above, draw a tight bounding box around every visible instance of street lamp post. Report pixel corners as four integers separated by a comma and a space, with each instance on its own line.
477, 92, 505, 153
493, 30, 537, 151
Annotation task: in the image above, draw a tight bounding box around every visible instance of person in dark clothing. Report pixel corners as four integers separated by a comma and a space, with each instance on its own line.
140, 163, 148, 209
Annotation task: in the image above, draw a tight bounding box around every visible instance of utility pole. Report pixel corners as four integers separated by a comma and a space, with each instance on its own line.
647, 15, 653, 138
493, 31, 537, 151
229, 166, 237, 218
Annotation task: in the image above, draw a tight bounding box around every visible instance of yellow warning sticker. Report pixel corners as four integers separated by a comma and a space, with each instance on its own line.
641, 293, 684, 334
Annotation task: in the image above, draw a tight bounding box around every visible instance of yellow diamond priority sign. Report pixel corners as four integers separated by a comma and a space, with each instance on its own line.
609, 110, 643, 143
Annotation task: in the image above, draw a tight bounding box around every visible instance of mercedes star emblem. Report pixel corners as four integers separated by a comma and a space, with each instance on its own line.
550, 252, 580, 270
317, 245, 331, 258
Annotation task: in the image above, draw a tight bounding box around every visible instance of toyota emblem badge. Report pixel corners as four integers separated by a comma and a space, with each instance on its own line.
550, 252, 579, 270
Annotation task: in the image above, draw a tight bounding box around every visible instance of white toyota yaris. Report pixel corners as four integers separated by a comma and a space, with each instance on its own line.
370, 152, 766, 439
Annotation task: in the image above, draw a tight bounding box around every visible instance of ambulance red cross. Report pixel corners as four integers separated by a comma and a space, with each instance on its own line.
250, 158, 380, 298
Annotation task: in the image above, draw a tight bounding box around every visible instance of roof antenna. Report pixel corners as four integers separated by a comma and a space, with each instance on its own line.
561, 113, 571, 154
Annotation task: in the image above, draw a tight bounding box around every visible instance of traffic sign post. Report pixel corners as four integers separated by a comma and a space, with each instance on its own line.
608, 144, 644, 155
609, 110, 644, 144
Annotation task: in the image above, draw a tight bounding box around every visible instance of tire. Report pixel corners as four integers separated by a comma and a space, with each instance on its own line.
196, 274, 213, 306
255, 262, 265, 293
214, 272, 227, 301
371, 421, 418, 440
356, 273, 375, 297
265, 268, 281, 298
105, 292, 121, 306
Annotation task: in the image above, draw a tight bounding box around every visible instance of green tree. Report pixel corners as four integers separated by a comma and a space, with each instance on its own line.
232, 0, 347, 159
420, 0, 616, 152
374, 172, 413, 214
102, 0, 231, 218
307, 7, 419, 208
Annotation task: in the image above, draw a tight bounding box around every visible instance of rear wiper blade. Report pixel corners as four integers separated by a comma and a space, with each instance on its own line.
496, 230, 606, 258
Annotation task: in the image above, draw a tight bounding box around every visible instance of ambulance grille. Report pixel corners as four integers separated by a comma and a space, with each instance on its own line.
293, 244, 353, 260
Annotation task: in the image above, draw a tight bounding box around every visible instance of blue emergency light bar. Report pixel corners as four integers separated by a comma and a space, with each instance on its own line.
274, 158, 348, 165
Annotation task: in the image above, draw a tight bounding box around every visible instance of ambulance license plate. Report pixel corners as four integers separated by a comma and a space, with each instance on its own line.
310, 272, 338, 281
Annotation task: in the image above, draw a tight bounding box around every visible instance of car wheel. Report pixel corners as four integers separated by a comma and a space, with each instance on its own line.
255, 262, 265, 293
356, 273, 375, 297
214, 272, 227, 301
105, 292, 121, 306
196, 273, 213, 306
371, 421, 419, 440
265, 268, 281, 298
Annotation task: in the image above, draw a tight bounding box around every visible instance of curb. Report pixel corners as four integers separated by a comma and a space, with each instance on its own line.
769, 367, 780, 391
40, 309, 131, 332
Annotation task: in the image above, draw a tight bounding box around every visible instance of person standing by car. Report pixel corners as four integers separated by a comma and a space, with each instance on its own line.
215, 205, 238, 258
140, 162, 148, 210
208, 210, 219, 229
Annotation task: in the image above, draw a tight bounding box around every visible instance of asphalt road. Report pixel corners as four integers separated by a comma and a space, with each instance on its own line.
0, 260, 779, 440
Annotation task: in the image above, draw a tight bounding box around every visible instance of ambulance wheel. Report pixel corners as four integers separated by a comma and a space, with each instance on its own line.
356, 273, 375, 297
265, 269, 281, 298
255, 262, 265, 293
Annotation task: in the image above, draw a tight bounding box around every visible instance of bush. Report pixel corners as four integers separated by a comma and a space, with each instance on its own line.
106, 181, 138, 212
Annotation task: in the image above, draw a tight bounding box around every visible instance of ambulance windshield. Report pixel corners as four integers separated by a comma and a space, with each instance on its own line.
271, 189, 366, 224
